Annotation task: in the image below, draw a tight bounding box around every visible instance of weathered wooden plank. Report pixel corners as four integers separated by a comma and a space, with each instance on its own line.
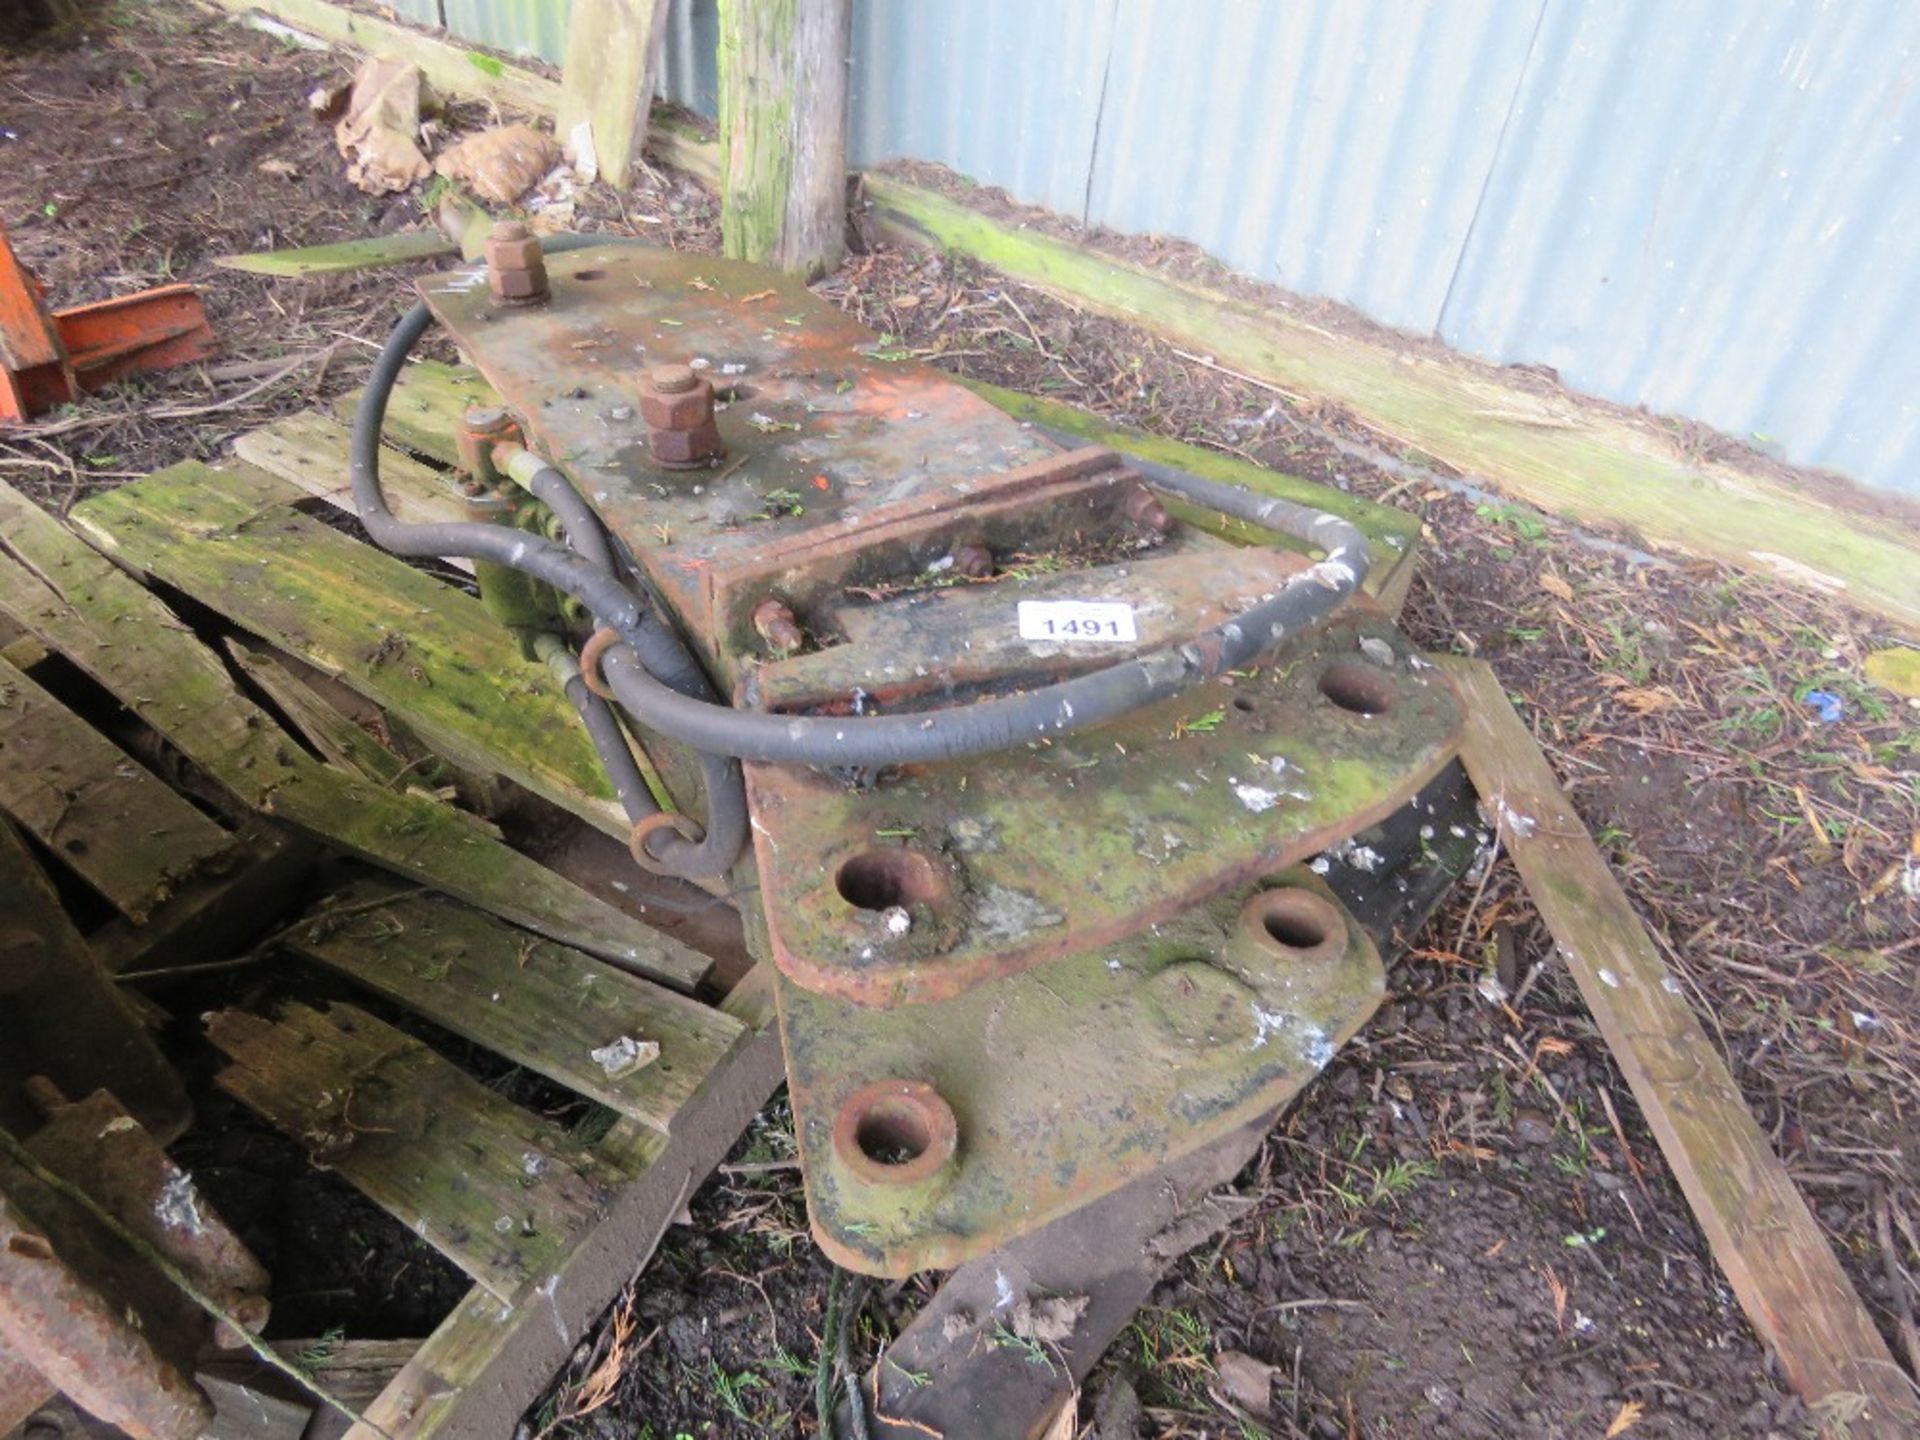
208, 1002, 614, 1305
0, 484, 702, 984
1437, 656, 1918, 1435
961, 378, 1423, 616
88, 820, 311, 977
207, 0, 560, 116
0, 652, 232, 920
343, 973, 783, 1440
333, 360, 497, 468
865, 176, 1920, 633
557, 0, 671, 190
282, 880, 744, 1134
213, 230, 459, 278
232, 412, 471, 565
225, 638, 417, 789
717, 0, 851, 278
71, 461, 629, 840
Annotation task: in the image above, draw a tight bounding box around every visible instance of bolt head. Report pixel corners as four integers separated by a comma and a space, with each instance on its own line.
651, 364, 698, 394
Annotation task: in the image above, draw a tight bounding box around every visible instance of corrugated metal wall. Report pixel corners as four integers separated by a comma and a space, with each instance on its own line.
438, 0, 1920, 497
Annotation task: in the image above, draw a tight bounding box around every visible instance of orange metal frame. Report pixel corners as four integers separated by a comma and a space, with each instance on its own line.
0, 220, 215, 423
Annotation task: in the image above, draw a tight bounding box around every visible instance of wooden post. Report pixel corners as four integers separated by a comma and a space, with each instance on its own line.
716, 0, 850, 278
557, 0, 672, 190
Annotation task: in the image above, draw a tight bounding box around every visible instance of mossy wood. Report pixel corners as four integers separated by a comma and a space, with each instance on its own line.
88, 821, 310, 977
0, 652, 232, 921
213, 230, 459, 278
0, 484, 688, 978
335, 360, 499, 467
207, 0, 559, 115
207, 1001, 616, 1304
242, 406, 678, 809
557, 0, 671, 190
866, 177, 1920, 633
233, 411, 472, 567
71, 460, 629, 839
1438, 657, 1918, 1433
224, 638, 418, 789
283, 879, 744, 1134
716, 0, 849, 278
962, 377, 1422, 615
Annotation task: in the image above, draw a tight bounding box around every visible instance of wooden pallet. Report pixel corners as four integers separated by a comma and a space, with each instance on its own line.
0, 391, 784, 1437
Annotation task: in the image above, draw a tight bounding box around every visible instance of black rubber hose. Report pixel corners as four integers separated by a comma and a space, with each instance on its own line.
533, 634, 656, 825
353, 267, 1364, 784
504, 448, 620, 576
597, 477, 1366, 766
351, 299, 746, 878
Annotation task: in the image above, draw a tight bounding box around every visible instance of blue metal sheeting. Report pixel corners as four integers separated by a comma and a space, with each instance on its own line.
445, 0, 1920, 496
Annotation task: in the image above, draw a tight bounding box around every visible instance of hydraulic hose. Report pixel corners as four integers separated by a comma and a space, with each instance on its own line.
351, 297, 746, 878
352, 250, 1367, 825
597, 491, 1364, 767
533, 633, 655, 826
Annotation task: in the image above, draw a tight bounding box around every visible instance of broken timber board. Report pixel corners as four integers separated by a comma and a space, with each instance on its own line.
0, 651, 233, 921
1437, 656, 1918, 1436
0, 484, 699, 984
859, 1110, 1274, 1440
962, 377, 1423, 617
72, 461, 630, 840
214, 230, 460, 279
207, 1001, 617, 1304
232, 411, 474, 568
88, 820, 312, 976
341, 970, 782, 1440
225, 638, 419, 789
282, 879, 742, 1135
557, 0, 672, 190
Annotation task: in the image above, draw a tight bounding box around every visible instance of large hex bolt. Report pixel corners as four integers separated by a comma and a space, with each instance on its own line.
639, 363, 725, 469
486, 221, 549, 307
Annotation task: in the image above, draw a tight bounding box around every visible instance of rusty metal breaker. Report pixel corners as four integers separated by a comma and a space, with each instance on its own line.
349, 235, 1467, 1276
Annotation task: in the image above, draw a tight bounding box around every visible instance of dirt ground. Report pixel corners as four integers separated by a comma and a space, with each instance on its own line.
3, 7, 1915, 1439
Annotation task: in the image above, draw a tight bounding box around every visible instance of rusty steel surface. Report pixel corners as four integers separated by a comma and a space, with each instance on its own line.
22, 1082, 270, 1344
424, 243, 1464, 1280
781, 872, 1385, 1275
747, 615, 1458, 1005
0, 1085, 268, 1434
0, 1165, 212, 1440
419, 244, 1063, 675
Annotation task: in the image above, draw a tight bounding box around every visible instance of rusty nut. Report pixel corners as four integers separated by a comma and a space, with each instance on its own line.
486, 221, 548, 306
639, 366, 715, 430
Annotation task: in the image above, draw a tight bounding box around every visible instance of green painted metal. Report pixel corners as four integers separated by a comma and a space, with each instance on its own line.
782, 870, 1384, 1274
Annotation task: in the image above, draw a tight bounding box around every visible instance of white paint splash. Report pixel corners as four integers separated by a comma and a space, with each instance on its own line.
1232, 780, 1281, 814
